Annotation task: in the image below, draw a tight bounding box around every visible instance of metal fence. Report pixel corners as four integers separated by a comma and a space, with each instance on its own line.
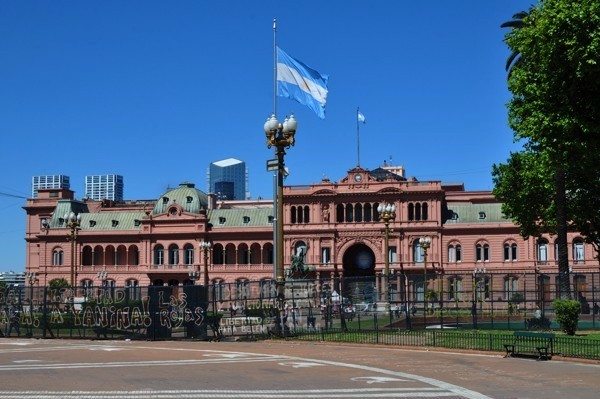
1, 271, 599, 357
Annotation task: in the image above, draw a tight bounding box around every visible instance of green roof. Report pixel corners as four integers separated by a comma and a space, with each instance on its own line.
444, 203, 510, 224
152, 182, 208, 215
79, 212, 146, 231
208, 208, 274, 228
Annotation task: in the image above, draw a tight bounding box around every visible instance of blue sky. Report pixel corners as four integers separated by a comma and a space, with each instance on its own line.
0, 0, 531, 272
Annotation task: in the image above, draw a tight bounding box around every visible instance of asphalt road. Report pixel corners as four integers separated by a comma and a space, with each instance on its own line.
0, 338, 598, 398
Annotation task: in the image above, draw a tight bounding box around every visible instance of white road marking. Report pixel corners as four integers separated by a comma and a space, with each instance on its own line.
278, 362, 324, 368
351, 376, 409, 384
0, 343, 493, 399
0, 388, 462, 398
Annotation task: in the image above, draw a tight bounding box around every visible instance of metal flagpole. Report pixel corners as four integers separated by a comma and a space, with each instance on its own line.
357, 107, 361, 167
272, 17, 278, 281
273, 18, 277, 117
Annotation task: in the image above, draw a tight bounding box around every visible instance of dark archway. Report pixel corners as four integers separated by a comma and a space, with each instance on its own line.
342, 243, 376, 277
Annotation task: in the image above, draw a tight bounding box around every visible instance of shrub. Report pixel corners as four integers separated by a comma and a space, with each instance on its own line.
553, 299, 581, 335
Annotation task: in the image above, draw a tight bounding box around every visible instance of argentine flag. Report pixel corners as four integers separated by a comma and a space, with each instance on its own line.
277, 47, 329, 119
358, 111, 366, 123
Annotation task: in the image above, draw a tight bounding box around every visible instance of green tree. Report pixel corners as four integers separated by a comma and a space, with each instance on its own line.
553, 299, 581, 335
494, 0, 600, 298
49, 278, 70, 289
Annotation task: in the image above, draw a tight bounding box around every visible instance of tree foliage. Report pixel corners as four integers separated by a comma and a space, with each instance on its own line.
553, 299, 581, 335
493, 0, 600, 289
49, 278, 70, 289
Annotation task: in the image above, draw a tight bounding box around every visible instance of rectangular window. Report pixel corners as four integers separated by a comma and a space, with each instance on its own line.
538, 244, 548, 261
321, 247, 331, 264
504, 245, 510, 261
456, 246, 462, 262
448, 246, 455, 263
388, 246, 397, 263
483, 245, 490, 262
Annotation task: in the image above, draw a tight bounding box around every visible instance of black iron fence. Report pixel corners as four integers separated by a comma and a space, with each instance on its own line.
1, 271, 599, 358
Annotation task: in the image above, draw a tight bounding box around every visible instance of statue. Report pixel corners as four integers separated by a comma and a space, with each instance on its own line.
287, 246, 308, 278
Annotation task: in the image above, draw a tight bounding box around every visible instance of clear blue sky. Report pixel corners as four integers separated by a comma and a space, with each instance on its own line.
0, 0, 531, 272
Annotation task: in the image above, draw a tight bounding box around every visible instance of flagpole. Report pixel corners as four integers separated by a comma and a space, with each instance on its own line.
273, 18, 277, 117
357, 107, 361, 167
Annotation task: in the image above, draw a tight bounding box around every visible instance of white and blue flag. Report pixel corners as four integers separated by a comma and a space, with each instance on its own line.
277, 47, 329, 119
358, 111, 366, 123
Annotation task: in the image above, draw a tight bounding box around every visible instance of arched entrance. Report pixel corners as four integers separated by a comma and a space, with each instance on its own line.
342, 243, 376, 277
342, 244, 377, 304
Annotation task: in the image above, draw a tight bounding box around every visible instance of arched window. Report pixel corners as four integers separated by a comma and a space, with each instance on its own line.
448, 277, 462, 301
422, 203, 428, 221
129, 245, 139, 266
415, 203, 422, 221
126, 279, 139, 300
504, 276, 519, 300
413, 240, 424, 263
537, 239, 549, 262
456, 245, 462, 262
297, 206, 303, 223
408, 203, 414, 221
373, 202, 380, 221
476, 243, 490, 262
213, 244, 224, 264
168, 244, 179, 265
448, 245, 456, 262
573, 239, 585, 261
336, 204, 344, 223
52, 249, 64, 266
154, 245, 164, 265
184, 244, 194, 265
290, 206, 297, 224
355, 203, 363, 222
260, 279, 276, 299
345, 203, 354, 222
503, 242, 518, 262
304, 206, 310, 223
236, 279, 249, 300
364, 203, 372, 222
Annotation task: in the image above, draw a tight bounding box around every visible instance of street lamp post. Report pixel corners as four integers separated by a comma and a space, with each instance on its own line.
420, 236, 431, 313
472, 267, 486, 329
378, 202, 396, 304
26, 272, 38, 337
65, 212, 81, 288
188, 270, 199, 283
264, 114, 298, 309
199, 241, 212, 287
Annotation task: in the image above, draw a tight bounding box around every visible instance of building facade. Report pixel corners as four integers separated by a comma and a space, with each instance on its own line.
31, 175, 70, 199
207, 158, 249, 200
24, 165, 597, 301
85, 174, 124, 201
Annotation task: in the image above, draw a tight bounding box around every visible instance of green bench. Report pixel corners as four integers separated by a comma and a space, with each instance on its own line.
504, 331, 555, 360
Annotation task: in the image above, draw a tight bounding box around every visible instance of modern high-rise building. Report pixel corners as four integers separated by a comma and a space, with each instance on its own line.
85, 174, 124, 201
207, 158, 249, 200
31, 175, 70, 198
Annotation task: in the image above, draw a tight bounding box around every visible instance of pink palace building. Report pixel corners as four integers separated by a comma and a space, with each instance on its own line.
24, 163, 596, 300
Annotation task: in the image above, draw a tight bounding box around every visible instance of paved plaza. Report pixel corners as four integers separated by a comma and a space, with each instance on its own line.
0, 338, 598, 398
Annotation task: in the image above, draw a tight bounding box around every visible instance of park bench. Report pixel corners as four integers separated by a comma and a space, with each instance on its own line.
504, 331, 555, 360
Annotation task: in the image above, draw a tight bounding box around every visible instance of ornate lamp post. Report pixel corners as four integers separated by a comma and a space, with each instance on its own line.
26, 271, 38, 308
420, 236, 431, 312
199, 241, 212, 287
65, 212, 81, 288
378, 202, 396, 304
264, 114, 298, 316
472, 267, 486, 329
188, 270, 199, 283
